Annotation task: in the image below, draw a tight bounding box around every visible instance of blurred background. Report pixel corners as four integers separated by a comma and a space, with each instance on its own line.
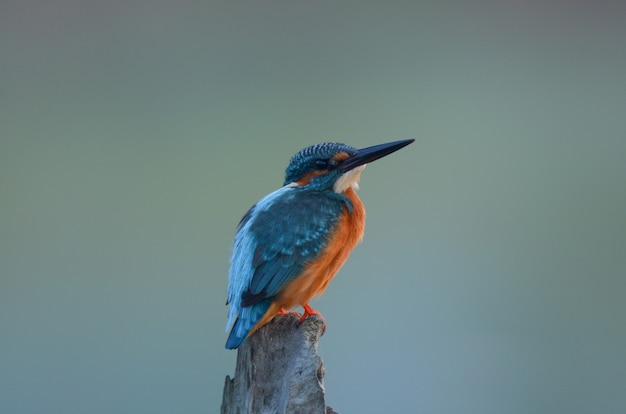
2, 1, 625, 413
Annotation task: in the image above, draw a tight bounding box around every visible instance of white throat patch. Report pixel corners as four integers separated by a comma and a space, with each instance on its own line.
333, 165, 366, 193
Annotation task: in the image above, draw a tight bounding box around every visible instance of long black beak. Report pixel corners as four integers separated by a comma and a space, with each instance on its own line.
340, 139, 415, 172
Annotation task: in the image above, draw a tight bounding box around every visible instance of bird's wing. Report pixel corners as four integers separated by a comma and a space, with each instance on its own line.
229, 187, 346, 312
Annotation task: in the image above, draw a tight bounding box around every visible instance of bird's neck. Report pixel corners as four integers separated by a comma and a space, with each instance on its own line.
342, 187, 366, 242
333, 165, 365, 193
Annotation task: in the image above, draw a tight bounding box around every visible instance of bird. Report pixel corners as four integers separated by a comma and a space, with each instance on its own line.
225, 138, 414, 349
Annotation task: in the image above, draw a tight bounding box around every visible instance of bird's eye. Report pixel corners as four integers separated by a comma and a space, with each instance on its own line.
314, 159, 329, 170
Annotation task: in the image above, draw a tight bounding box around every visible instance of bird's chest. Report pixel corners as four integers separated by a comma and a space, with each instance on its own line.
279, 189, 365, 304
336, 188, 366, 247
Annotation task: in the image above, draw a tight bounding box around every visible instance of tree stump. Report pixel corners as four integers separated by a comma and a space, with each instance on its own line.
221, 313, 338, 414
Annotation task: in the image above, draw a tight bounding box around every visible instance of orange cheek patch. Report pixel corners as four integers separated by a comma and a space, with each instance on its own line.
333, 152, 350, 162
296, 170, 326, 186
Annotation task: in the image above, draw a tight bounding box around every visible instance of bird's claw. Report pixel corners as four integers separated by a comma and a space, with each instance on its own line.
298, 304, 327, 332
279, 308, 301, 318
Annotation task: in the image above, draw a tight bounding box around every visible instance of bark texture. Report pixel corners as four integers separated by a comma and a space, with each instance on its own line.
221, 313, 338, 414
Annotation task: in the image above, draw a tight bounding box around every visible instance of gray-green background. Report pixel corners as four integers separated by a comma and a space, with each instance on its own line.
2, 1, 625, 413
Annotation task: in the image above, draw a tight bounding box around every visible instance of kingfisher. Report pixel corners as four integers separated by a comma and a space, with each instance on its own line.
225, 138, 414, 349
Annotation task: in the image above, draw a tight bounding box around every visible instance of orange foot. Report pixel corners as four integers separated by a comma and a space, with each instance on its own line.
299, 304, 327, 331
279, 308, 301, 317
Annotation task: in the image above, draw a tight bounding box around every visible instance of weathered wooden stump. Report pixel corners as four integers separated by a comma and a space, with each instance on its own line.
221, 313, 338, 414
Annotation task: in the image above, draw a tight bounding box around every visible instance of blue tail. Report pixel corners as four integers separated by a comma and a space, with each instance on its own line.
225, 300, 271, 349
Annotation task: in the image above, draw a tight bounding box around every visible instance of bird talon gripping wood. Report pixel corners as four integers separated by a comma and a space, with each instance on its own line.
298, 303, 323, 325
225, 139, 414, 349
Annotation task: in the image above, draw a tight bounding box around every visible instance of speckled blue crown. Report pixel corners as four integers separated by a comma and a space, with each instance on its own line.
283, 142, 356, 185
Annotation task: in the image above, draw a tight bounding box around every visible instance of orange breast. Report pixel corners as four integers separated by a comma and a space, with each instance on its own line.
248, 188, 366, 336
277, 187, 365, 306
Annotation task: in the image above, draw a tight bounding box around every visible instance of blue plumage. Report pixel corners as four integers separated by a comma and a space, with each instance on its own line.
225, 139, 415, 349
225, 299, 271, 350
284, 142, 357, 189
225, 185, 348, 349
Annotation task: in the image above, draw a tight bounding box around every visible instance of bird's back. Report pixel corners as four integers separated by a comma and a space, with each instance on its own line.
225, 186, 364, 349
225, 138, 414, 349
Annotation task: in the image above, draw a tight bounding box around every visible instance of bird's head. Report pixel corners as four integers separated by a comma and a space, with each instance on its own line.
284, 139, 415, 192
